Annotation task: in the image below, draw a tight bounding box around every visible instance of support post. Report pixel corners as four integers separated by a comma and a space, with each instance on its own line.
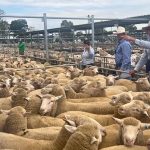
91, 15, 95, 49
43, 13, 49, 61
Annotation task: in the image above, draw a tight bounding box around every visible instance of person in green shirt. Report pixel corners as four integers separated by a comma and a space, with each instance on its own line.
18, 40, 25, 55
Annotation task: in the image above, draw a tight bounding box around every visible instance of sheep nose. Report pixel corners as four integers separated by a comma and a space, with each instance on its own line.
118, 107, 125, 115
39, 109, 45, 115
126, 138, 134, 146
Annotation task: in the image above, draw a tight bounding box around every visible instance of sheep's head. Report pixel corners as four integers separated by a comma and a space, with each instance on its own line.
105, 75, 118, 86
135, 77, 150, 91
37, 94, 63, 115
113, 117, 150, 147
110, 92, 133, 106
118, 100, 149, 119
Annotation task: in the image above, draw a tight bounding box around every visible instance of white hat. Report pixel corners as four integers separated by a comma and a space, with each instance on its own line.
142, 21, 150, 31
113, 26, 126, 35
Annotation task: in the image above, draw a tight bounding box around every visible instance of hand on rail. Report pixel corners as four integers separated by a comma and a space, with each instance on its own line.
129, 70, 137, 77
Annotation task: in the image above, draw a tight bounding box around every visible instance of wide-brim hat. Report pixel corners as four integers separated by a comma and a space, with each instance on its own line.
113, 26, 126, 35
142, 21, 150, 31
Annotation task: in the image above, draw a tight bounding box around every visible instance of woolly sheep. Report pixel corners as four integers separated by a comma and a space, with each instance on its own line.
83, 66, 99, 76
115, 77, 150, 92
99, 145, 147, 150
3, 106, 28, 136
39, 95, 114, 116
118, 100, 150, 122
27, 115, 64, 128
63, 123, 103, 150
22, 126, 61, 141
0, 122, 74, 150
99, 117, 150, 148
57, 111, 115, 126
64, 85, 90, 99
0, 82, 10, 98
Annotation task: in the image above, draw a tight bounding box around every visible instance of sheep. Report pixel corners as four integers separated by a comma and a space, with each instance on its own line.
46, 67, 66, 74
0, 97, 12, 110
0, 82, 10, 98
11, 88, 28, 108
65, 66, 82, 79
3, 106, 28, 136
83, 66, 99, 76
110, 91, 133, 106
105, 74, 118, 86
99, 145, 147, 150
115, 77, 150, 92
99, 117, 150, 148
110, 91, 150, 106
22, 126, 61, 141
13, 80, 35, 93
41, 84, 66, 99
27, 115, 64, 129
0, 115, 96, 150
67, 97, 111, 103
57, 111, 115, 126
68, 78, 87, 93
38, 95, 114, 116
63, 123, 103, 150
117, 100, 150, 122
64, 85, 90, 99
31, 77, 44, 89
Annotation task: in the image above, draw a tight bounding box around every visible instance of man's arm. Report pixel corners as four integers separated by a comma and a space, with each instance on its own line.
123, 35, 150, 49
135, 39, 150, 49
134, 50, 148, 71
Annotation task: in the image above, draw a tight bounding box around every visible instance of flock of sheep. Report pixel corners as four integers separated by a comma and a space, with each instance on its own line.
0, 55, 150, 150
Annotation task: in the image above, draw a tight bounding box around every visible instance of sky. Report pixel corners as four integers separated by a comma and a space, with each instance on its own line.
1, 0, 150, 30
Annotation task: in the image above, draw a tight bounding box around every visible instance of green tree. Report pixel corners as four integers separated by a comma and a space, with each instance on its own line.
0, 20, 9, 37
61, 20, 73, 28
10, 19, 28, 35
60, 20, 74, 41
125, 24, 137, 33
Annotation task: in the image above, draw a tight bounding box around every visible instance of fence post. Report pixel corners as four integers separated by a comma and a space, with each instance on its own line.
43, 13, 49, 61
91, 15, 95, 49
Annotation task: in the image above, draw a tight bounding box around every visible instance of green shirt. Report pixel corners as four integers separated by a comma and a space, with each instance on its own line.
18, 42, 25, 52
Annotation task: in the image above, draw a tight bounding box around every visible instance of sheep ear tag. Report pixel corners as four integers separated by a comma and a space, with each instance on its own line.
91, 137, 98, 145
64, 125, 77, 133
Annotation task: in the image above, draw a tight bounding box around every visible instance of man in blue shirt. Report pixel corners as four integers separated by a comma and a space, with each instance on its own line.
122, 21, 150, 77
114, 26, 132, 79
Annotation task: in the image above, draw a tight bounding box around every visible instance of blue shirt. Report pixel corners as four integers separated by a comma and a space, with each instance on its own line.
82, 46, 95, 65
115, 39, 132, 70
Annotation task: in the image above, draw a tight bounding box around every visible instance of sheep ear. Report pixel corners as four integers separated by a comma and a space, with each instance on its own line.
91, 136, 98, 145
141, 123, 150, 130
142, 110, 150, 118
0, 109, 10, 115
24, 97, 30, 101
64, 125, 77, 133
36, 94, 43, 99
114, 75, 119, 79
100, 128, 107, 137
55, 95, 63, 101
63, 115, 76, 127
23, 111, 31, 117
112, 117, 122, 125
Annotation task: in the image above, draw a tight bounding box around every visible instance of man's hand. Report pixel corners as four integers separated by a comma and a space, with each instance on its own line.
123, 35, 136, 43
129, 70, 137, 77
